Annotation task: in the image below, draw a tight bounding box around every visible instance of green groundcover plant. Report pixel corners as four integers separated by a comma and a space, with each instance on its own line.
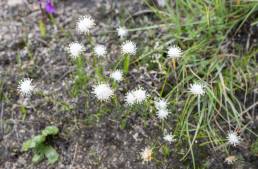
22, 126, 59, 164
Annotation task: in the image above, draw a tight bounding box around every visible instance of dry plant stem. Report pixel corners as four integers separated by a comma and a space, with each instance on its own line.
172, 59, 176, 70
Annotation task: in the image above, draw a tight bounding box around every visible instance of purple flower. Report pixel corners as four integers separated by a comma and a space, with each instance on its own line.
45, 0, 56, 14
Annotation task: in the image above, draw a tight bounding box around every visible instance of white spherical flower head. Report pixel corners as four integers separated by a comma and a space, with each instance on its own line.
92, 83, 114, 101
18, 78, 34, 96
121, 41, 137, 55
163, 133, 176, 144
167, 45, 182, 59
227, 131, 241, 146
68, 42, 85, 59
125, 91, 136, 105
133, 88, 147, 103
110, 70, 123, 82
117, 27, 128, 38
125, 88, 147, 105
154, 98, 168, 110
76, 15, 95, 34
140, 147, 153, 163
157, 109, 170, 120
94, 44, 107, 57
189, 83, 205, 96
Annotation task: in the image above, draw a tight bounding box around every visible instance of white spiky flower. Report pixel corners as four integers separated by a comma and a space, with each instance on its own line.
67, 42, 85, 59
125, 88, 147, 105
167, 45, 182, 59
140, 146, 153, 163
76, 15, 95, 34
227, 131, 241, 146
18, 78, 34, 96
92, 83, 114, 101
163, 133, 176, 144
156, 109, 170, 120
125, 92, 135, 105
110, 70, 123, 82
94, 44, 107, 57
117, 27, 128, 38
154, 98, 168, 110
189, 83, 205, 96
121, 41, 137, 55
133, 88, 147, 103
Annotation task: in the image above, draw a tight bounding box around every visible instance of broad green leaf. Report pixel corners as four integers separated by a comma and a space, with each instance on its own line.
43, 145, 59, 164
32, 153, 44, 163
42, 126, 59, 136
22, 139, 35, 151
32, 135, 46, 145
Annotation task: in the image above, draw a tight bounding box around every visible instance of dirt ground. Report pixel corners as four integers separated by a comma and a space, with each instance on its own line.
0, 0, 258, 169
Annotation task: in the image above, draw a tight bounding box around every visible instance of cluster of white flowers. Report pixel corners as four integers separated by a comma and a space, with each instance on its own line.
15, 12, 241, 166
154, 98, 170, 120
125, 88, 148, 105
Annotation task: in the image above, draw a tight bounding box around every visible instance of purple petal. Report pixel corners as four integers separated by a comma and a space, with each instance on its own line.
45, 0, 56, 14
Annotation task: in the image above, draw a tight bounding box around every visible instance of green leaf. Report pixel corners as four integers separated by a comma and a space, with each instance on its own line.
32, 135, 46, 145
32, 153, 44, 163
43, 146, 59, 164
22, 139, 35, 151
42, 126, 59, 136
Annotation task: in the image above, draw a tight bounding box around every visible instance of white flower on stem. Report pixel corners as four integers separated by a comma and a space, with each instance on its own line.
94, 44, 107, 57
189, 83, 205, 96
227, 131, 241, 146
121, 41, 137, 55
110, 70, 123, 82
167, 45, 182, 59
140, 146, 153, 163
132, 88, 147, 104
163, 133, 176, 144
224, 155, 237, 165
125, 92, 135, 105
67, 42, 85, 59
92, 83, 114, 101
117, 26, 128, 38
156, 109, 170, 120
125, 88, 147, 105
76, 15, 95, 34
18, 78, 34, 96
154, 98, 168, 110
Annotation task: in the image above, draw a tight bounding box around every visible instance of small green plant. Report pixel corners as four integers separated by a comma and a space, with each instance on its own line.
22, 126, 59, 164
250, 139, 258, 156
161, 144, 171, 158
